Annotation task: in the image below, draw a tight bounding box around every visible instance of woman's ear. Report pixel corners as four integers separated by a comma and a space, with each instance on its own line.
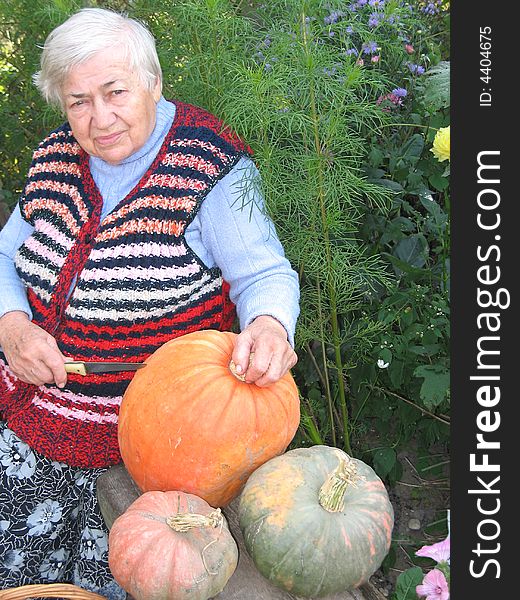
153, 76, 162, 102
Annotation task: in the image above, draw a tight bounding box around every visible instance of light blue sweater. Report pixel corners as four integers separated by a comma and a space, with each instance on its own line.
0, 97, 299, 344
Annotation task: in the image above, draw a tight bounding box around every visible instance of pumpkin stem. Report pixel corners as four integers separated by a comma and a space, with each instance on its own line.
318, 450, 358, 513
228, 353, 255, 382
166, 508, 223, 532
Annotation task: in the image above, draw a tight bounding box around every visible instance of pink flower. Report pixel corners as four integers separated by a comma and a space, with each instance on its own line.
371, 54, 380, 63
356, 58, 364, 66
416, 569, 449, 600
376, 93, 403, 112
405, 44, 415, 54
416, 537, 450, 564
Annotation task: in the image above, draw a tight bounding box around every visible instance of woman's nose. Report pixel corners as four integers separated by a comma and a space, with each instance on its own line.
91, 99, 117, 129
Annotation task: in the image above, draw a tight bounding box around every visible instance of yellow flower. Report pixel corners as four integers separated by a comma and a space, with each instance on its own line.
431, 126, 450, 162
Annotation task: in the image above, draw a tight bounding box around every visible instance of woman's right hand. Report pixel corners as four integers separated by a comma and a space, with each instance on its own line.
0, 311, 68, 387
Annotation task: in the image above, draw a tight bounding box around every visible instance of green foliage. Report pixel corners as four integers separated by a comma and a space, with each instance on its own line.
416, 60, 450, 112
0, 0, 63, 202
144, 0, 409, 453
392, 567, 424, 600
347, 51, 451, 463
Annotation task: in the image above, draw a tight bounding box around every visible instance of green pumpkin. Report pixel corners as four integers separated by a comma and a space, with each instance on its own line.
238, 445, 394, 598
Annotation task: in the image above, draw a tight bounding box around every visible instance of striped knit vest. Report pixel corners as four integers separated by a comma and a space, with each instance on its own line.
0, 100, 247, 468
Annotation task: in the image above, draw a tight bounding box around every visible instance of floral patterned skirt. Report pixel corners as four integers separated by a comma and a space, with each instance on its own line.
0, 421, 126, 599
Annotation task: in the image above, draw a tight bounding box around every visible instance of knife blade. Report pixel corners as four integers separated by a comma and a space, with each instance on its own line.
64, 361, 146, 376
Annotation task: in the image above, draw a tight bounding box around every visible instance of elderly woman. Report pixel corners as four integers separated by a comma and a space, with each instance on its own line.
0, 7, 299, 596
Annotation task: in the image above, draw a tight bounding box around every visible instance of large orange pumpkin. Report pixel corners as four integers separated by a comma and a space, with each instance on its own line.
118, 329, 300, 507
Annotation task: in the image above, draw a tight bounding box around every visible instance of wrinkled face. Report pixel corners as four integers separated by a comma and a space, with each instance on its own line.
62, 46, 161, 165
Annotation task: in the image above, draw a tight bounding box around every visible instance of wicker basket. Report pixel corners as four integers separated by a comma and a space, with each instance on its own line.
0, 584, 107, 600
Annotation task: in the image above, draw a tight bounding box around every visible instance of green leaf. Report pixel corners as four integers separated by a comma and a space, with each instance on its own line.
394, 567, 424, 600
392, 216, 416, 232
419, 195, 444, 220
381, 544, 397, 574
373, 447, 396, 479
408, 183, 434, 202
429, 173, 449, 191
393, 234, 429, 268
408, 345, 428, 356
382, 252, 428, 277
378, 347, 393, 364
369, 178, 404, 192
365, 167, 386, 179
422, 330, 439, 345
398, 403, 421, 428
400, 306, 415, 328
407, 170, 424, 189
414, 365, 450, 409
399, 134, 425, 165
368, 144, 384, 166
417, 61, 450, 111
389, 359, 404, 388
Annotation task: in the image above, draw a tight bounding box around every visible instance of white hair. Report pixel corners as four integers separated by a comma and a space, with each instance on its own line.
33, 7, 162, 108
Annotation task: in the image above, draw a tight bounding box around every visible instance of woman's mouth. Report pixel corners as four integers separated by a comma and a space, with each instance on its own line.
95, 131, 123, 146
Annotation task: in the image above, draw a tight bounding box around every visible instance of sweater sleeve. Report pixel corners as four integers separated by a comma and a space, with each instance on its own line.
195, 156, 300, 346
0, 205, 33, 319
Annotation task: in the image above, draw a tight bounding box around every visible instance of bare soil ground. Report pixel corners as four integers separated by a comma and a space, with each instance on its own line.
368, 442, 450, 597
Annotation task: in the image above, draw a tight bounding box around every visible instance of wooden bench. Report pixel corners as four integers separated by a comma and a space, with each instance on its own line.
97, 465, 386, 600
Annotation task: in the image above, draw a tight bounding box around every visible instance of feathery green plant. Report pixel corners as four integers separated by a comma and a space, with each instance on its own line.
143, 0, 396, 453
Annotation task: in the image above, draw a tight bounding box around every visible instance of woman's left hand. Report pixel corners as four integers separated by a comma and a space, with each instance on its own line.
231, 315, 298, 387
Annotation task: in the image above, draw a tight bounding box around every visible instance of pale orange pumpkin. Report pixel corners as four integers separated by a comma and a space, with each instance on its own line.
118, 329, 300, 507
108, 490, 238, 600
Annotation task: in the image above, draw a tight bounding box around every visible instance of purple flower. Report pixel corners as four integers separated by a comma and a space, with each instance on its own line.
344, 48, 358, 56
324, 10, 345, 25
368, 13, 381, 27
421, 1, 443, 15
362, 41, 378, 54
323, 67, 337, 76
391, 87, 407, 97
345, 25, 354, 34
369, 0, 385, 6
407, 62, 425, 75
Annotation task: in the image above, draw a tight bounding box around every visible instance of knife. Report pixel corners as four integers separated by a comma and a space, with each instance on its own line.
64, 361, 146, 376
